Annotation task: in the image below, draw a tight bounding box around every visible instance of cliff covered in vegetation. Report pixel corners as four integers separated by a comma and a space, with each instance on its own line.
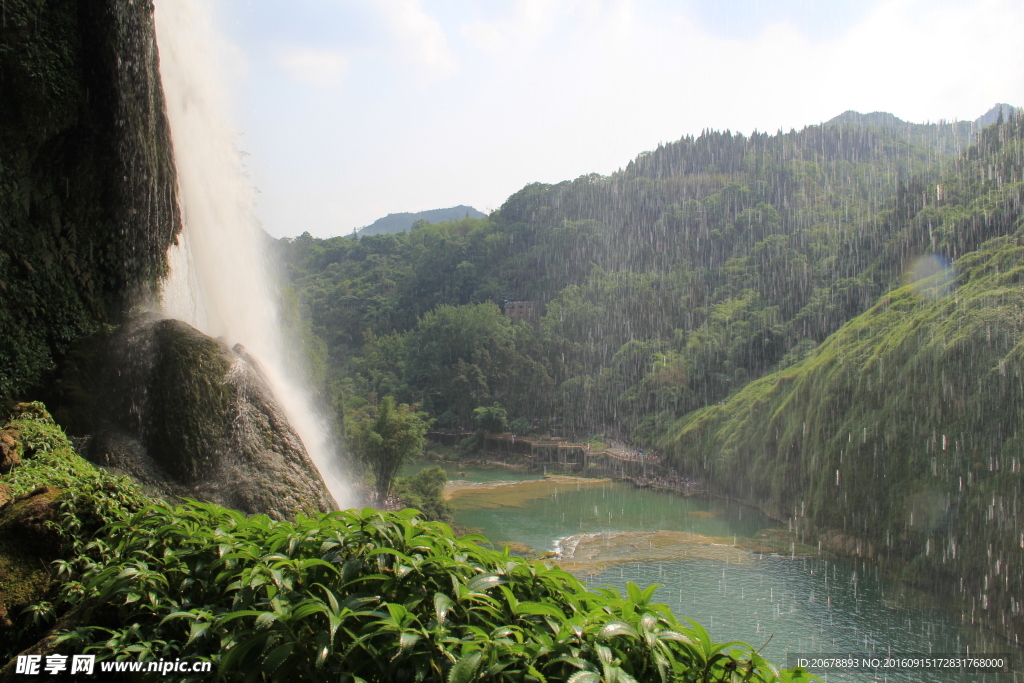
0, 0, 180, 400
659, 114, 1024, 639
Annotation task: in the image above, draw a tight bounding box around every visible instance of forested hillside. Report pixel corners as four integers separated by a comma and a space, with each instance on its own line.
277, 107, 1024, 641
659, 112, 1024, 637
279, 107, 1016, 438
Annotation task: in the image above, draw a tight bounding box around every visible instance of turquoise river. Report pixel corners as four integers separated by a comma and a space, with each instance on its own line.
404, 460, 1020, 682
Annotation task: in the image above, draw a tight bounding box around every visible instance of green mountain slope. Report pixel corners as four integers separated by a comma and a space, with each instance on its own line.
281, 108, 1016, 435
660, 236, 1024, 638
658, 113, 1024, 639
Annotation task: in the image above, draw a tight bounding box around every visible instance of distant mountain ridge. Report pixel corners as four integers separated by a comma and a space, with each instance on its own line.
355, 205, 486, 237
826, 103, 1016, 128
810, 103, 1016, 159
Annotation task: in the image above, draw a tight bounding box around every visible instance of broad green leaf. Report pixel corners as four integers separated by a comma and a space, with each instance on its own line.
515, 602, 566, 619
448, 650, 483, 683
599, 620, 639, 639
435, 592, 455, 624
467, 574, 503, 593
262, 643, 294, 674
526, 664, 548, 683
254, 612, 278, 629
291, 600, 328, 621
187, 621, 211, 645
399, 631, 421, 651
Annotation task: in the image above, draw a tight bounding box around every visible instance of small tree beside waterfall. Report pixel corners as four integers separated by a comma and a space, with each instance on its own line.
351, 396, 431, 504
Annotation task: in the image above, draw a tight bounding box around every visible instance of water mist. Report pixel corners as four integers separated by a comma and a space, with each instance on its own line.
153, 0, 354, 509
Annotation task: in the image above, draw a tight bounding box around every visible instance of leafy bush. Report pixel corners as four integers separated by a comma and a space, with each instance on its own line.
51, 503, 805, 682
0, 403, 150, 660
391, 466, 453, 522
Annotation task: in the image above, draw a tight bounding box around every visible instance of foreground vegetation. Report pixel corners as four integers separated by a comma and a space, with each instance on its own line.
0, 405, 805, 682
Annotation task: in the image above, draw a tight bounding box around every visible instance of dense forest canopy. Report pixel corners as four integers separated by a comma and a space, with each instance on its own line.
278, 107, 1022, 442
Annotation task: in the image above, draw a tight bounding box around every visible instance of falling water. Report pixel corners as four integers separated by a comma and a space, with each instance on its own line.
153, 0, 354, 508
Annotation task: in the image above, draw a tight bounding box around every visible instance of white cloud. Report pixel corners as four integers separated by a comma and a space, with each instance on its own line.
376, 0, 457, 82
459, 0, 580, 52
277, 47, 349, 84
233, 0, 1024, 237
460, 19, 508, 52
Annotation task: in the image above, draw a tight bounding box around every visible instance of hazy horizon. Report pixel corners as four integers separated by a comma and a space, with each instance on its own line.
207, 0, 1024, 239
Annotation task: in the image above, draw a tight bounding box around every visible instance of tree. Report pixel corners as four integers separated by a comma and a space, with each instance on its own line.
350, 396, 430, 504
472, 402, 508, 434
391, 466, 453, 522
402, 302, 514, 424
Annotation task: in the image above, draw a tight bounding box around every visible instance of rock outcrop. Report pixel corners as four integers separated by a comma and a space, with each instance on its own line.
89, 315, 336, 520
0, 485, 64, 633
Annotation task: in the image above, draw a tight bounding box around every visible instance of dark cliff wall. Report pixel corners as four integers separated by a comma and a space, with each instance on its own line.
0, 0, 180, 399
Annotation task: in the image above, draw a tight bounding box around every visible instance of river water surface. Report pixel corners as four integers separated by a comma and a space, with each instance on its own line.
404, 461, 1018, 682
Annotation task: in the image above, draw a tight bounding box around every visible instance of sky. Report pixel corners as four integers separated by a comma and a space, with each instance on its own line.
209, 0, 1024, 238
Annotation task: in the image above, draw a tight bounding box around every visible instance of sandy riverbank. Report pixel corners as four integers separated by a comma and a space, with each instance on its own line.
443, 475, 611, 508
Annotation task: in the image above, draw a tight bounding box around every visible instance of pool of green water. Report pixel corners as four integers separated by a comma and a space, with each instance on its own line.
434, 464, 1019, 682
400, 458, 543, 483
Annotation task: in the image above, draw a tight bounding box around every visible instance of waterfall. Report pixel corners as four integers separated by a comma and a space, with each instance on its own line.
153, 0, 354, 509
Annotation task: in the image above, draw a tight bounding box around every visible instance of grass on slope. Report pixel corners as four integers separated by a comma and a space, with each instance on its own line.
659, 235, 1024, 640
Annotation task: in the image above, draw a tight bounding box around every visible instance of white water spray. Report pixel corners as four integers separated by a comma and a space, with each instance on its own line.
153, 0, 354, 509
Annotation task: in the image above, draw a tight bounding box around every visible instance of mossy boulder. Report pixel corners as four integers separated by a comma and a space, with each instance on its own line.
90, 315, 337, 520
0, 402, 150, 665
0, 486, 64, 632
149, 318, 235, 483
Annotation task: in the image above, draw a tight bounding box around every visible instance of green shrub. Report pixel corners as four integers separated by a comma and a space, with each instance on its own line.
50, 504, 804, 682
392, 466, 453, 522
1, 403, 802, 682
0, 403, 150, 659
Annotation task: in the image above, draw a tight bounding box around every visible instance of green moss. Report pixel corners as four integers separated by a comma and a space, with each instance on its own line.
2, 403, 105, 496
148, 319, 234, 482
0, 489, 62, 623
0, 402, 149, 655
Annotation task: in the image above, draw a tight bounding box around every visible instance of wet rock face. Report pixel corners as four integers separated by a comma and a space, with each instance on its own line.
91, 315, 336, 520
0, 0, 181, 398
